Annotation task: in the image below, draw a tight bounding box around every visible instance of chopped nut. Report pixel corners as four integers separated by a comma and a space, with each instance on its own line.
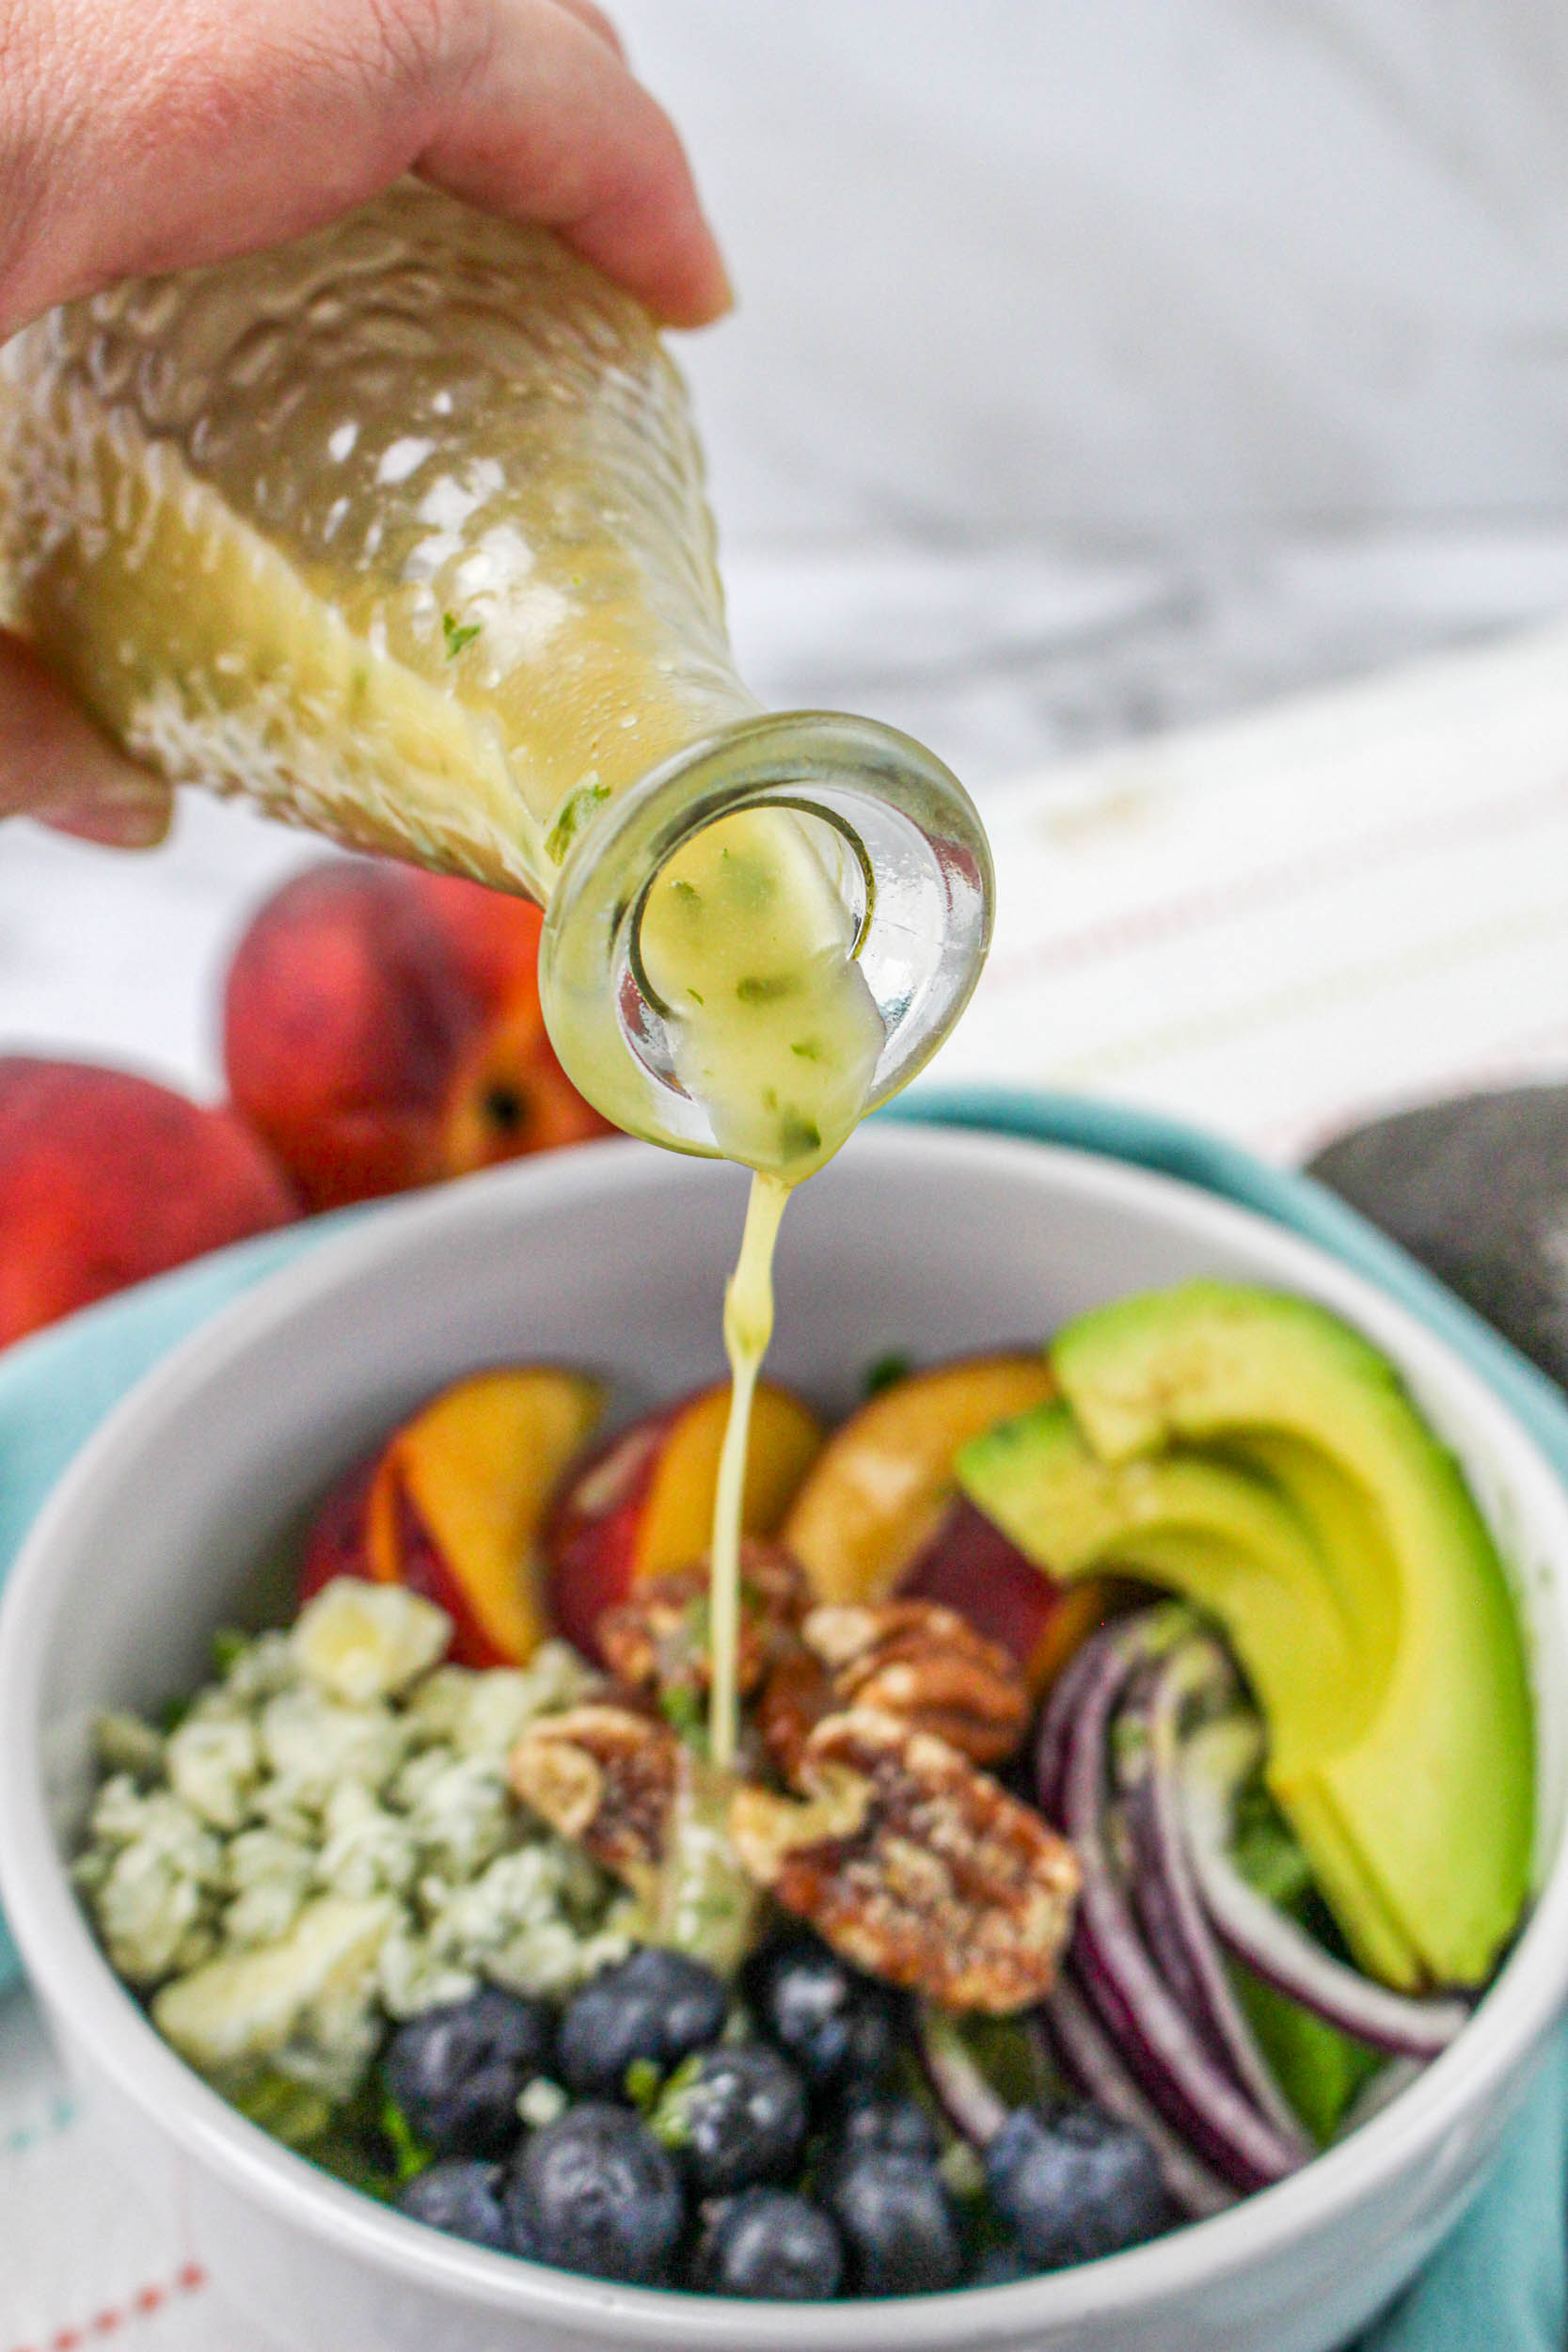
509, 1705, 679, 1899
798, 1600, 1030, 1768
734, 1540, 812, 1626
730, 1708, 1079, 2013
596, 1543, 809, 1706
756, 1643, 835, 1786
757, 1598, 1028, 1789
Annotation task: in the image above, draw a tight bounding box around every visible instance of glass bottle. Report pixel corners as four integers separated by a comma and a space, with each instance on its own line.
0, 183, 990, 1162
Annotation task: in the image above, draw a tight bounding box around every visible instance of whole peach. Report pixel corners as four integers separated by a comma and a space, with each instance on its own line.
222, 860, 611, 1210
404, 869, 547, 1009
0, 1057, 298, 1347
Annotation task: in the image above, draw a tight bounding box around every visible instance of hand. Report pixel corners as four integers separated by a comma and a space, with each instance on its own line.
0, 0, 729, 850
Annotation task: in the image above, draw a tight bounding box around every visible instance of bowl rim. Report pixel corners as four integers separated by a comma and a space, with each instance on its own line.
3, 1121, 1567, 2344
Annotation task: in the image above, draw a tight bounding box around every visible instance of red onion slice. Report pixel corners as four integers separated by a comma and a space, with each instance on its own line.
1035, 1622, 1108, 1823
1040, 1978, 1235, 2220
1055, 1614, 1309, 2191
1180, 1718, 1469, 2059
1117, 1645, 1311, 2153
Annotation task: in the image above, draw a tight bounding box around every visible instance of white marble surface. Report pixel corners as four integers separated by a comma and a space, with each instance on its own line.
614, 1, 1568, 545
952, 612, 1568, 1160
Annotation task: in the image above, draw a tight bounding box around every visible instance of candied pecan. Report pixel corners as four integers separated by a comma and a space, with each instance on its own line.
509, 1704, 678, 1897
729, 1708, 1080, 2013
756, 1641, 835, 1786
596, 1543, 810, 1706
736, 1540, 813, 1628
799, 1601, 1030, 1767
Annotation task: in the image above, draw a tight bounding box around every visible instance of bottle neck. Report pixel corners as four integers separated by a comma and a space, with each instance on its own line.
536, 709, 993, 1162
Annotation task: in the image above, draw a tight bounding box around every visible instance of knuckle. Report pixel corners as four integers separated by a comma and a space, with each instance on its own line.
361, 0, 456, 84
346, 0, 495, 116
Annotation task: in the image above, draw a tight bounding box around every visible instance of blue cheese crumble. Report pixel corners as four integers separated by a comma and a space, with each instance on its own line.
75, 1580, 631, 2102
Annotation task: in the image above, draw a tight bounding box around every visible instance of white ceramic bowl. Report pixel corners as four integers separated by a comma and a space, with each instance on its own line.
3, 1124, 1567, 2352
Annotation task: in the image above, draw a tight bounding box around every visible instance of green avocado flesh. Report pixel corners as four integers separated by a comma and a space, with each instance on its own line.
957, 1281, 1534, 1991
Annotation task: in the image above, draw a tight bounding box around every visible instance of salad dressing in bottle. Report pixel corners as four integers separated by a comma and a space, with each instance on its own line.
0, 183, 992, 1747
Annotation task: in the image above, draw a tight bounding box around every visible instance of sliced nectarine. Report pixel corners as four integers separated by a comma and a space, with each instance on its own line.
546, 1381, 824, 1659
780, 1354, 1056, 1605
365, 1368, 604, 1666
901, 1496, 1132, 1693
299, 1458, 376, 1603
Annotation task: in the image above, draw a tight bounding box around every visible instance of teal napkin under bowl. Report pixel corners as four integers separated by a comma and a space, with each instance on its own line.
2, 1086, 1565, 2350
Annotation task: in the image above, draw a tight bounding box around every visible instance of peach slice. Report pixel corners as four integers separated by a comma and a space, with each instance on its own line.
780, 1355, 1057, 1606
299, 1457, 377, 1603
546, 1382, 824, 1660
900, 1496, 1131, 1694
362, 1369, 605, 1667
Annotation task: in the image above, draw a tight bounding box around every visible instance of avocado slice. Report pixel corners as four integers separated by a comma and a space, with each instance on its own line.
959, 1402, 1423, 1985
961, 1283, 1533, 1989
958, 1403, 1363, 1765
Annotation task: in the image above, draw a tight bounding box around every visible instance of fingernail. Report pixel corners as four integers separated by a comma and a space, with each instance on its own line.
45, 794, 173, 849
705, 239, 736, 320
673, 258, 736, 330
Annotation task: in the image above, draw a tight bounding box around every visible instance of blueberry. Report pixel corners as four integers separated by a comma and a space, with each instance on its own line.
654, 2042, 808, 2198
822, 2150, 963, 2297
504, 2101, 685, 2283
745, 1934, 898, 2099
970, 2239, 1029, 2287
558, 1947, 728, 2098
834, 2095, 939, 2164
984, 2103, 1168, 2271
395, 2158, 510, 2250
692, 2189, 844, 2300
384, 1987, 554, 2157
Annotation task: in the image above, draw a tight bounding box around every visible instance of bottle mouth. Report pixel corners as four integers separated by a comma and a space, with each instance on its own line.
537, 710, 994, 1158
625, 793, 879, 1023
